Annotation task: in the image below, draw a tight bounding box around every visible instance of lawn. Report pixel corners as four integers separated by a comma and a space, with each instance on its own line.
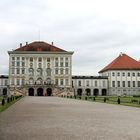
0, 96, 22, 112
65, 95, 140, 108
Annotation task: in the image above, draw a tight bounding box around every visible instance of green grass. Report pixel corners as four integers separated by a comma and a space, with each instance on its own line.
65, 95, 140, 108
0, 97, 22, 112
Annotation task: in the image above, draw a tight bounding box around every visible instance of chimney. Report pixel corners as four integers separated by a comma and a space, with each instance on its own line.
26, 42, 28, 45
20, 43, 22, 48
120, 52, 123, 56
51, 42, 54, 46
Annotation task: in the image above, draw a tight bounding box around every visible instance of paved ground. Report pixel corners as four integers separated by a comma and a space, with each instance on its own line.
0, 97, 140, 140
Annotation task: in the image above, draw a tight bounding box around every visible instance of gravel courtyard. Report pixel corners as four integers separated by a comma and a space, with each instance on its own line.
0, 97, 140, 140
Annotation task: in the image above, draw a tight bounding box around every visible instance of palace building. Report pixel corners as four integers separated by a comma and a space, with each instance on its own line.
1, 41, 140, 96
8, 41, 74, 96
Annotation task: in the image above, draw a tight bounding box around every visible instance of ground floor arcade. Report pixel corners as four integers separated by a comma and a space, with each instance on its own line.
28, 87, 53, 96
74, 88, 108, 96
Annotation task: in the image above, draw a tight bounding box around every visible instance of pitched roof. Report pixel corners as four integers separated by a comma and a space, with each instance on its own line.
99, 53, 140, 73
14, 41, 67, 52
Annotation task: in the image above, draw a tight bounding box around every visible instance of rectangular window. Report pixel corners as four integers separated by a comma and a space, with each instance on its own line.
137, 73, 140, 77
5, 80, 7, 86
65, 62, 68, 67
132, 73, 135, 76
60, 57, 63, 61
47, 58, 50, 62
65, 68, 69, 75
17, 79, 20, 85
128, 72, 130, 77
122, 72, 125, 76
65, 57, 68, 61
11, 68, 14, 74
122, 81, 125, 87
55, 69, 58, 75
55, 79, 58, 86
38, 57, 42, 62
117, 72, 120, 76
78, 81, 81, 86
60, 62, 63, 67
12, 57, 15, 61
60, 79, 63, 85
55, 62, 58, 67
17, 68, 20, 74
86, 81, 89, 86
17, 62, 20, 67
22, 57, 25, 61
95, 81, 97, 87
117, 81, 120, 87
133, 81, 135, 87
12, 62, 15, 66
30, 57, 33, 62
22, 79, 24, 85
112, 81, 115, 87
66, 79, 69, 86
112, 72, 115, 76
22, 62, 25, 67
128, 81, 131, 87
138, 81, 140, 87
60, 69, 63, 74
17, 57, 20, 60
55, 57, 58, 61
11, 78, 14, 85
103, 81, 105, 87
22, 69, 25, 74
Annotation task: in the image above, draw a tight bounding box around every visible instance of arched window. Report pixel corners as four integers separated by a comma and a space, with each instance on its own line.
37, 78, 43, 84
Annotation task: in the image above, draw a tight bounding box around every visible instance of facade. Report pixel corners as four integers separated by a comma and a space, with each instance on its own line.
8, 41, 74, 96
72, 76, 108, 96
99, 53, 140, 96
4, 41, 140, 96
0, 75, 8, 95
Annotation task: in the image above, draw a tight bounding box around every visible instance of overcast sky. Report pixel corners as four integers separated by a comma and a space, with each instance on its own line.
1, 0, 140, 75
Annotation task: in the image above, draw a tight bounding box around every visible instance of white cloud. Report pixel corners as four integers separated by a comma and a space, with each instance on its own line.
0, 0, 140, 75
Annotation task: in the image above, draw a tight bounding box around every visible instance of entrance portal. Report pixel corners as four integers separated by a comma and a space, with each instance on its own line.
28, 88, 34, 96
102, 89, 107, 96
3, 88, 7, 95
47, 88, 52, 96
94, 89, 99, 96
37, 88, 43, 96
77, 88, 82, 96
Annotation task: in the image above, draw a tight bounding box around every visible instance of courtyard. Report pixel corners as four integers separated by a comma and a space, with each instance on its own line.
0, 97, 140, 140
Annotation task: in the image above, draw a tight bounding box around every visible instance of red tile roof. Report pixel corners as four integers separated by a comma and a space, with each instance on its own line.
14, 41, 67, 52
99, 53, 140, 73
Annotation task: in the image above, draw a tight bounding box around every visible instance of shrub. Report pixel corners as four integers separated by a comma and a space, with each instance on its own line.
133, 95, 140, 97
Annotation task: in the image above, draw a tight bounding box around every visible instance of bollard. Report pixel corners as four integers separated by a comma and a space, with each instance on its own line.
7, 97, 10, 103
2, 99, 5, 106
79, 96, 81, 100
117, 97, 120, 104
104, 97, 106, 103
93, 97, 95, 101
10, 97, 12, 102
85, 96, 87, 100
